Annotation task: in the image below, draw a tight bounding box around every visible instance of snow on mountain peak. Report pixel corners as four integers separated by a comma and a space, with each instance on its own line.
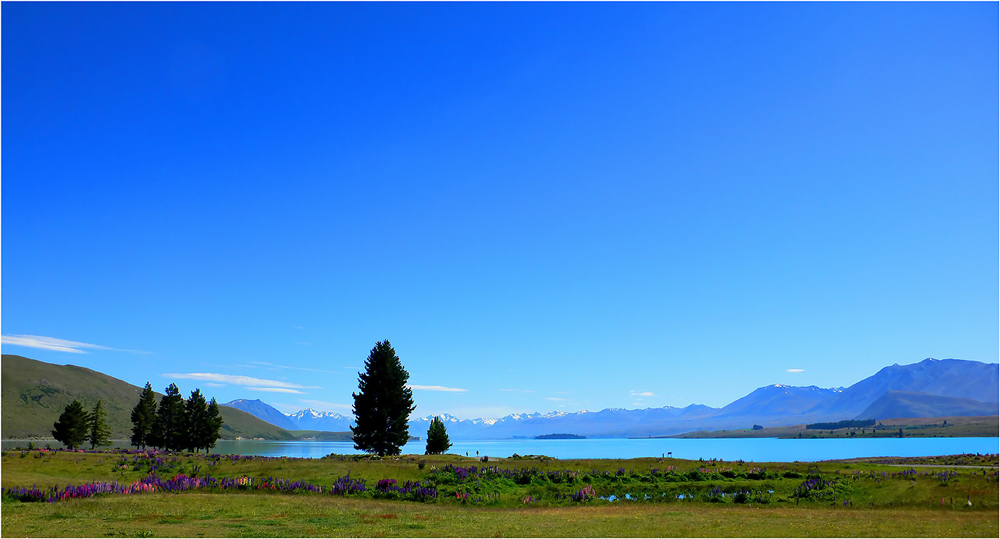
283, 408, 349, 420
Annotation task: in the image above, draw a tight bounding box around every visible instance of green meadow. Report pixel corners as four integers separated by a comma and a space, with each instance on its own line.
2, 448, 997, 537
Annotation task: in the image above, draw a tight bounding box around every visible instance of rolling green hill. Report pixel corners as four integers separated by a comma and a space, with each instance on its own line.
1, 355, 295, 441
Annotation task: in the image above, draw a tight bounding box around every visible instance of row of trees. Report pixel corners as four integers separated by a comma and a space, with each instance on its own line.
350, 340, 451, 456
51, 384, 224, 452
52, 400, 112, 450
52, 339, 434, 456
130, 383, 224, 453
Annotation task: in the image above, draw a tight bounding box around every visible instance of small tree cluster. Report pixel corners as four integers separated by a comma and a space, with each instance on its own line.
53, 384, 224, 453
52, 399, 113, 450
425, 416, 452, 455
52, 400, 89, 449
129, 383, 223, 452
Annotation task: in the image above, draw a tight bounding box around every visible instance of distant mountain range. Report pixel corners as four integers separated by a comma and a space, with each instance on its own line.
286, 408, 353, 431
224, 357, 998, 439
222, 400, 355, 432
6, 354, 994, 441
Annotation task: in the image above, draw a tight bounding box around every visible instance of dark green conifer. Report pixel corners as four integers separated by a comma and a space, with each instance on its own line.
424, 416, 452, 455
88, 399, 112, 449
184, 389, 209, 452
154, 383, 186, 451
130, 382, 158, 449
351, 340, 416, 456
52, 400, 90, 450
203, 398, 224, 453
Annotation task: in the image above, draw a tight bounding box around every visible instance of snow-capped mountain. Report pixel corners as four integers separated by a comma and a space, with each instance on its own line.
222, 399, 298, 430
222, 400, 354, 431
285, 408, 354, 431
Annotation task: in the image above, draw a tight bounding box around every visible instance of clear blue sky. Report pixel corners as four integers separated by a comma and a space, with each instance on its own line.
3, 3, 996, 419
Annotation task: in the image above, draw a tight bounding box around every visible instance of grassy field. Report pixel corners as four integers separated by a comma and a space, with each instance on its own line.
669, 415, 999, 439
6, 493, 997, 538
2, 449, 997, 537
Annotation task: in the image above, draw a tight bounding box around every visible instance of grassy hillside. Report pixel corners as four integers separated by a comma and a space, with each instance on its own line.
1, 355, 294, 441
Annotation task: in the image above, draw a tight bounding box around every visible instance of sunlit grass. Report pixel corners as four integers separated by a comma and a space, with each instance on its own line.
4, 493, 998, 537
2, 448, 997, 537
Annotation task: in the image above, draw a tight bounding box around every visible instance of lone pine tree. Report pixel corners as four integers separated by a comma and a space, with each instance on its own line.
130, 382, 158, 449
203, 397, 224, 453
425, 416, 452, 455
153, 383, 186, 451
52, 400, 90, 450
88, 400, 112, 449
184, 389, 209, 452
351, 340, 416, 456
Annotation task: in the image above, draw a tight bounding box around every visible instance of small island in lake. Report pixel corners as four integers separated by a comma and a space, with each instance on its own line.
534, 433, 586, 439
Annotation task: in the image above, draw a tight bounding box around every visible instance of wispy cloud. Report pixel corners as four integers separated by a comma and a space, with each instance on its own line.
786, 369, 805, 373
408, 384, 467, 392
630, 390, 655, 397
2, 334, 148, 354
162, 373, 319, 389
499, 388, 537, 393
249, 361, 338, 375
545, 397, 569, 402
246, 387, 305, 394
299, 399, 352, 411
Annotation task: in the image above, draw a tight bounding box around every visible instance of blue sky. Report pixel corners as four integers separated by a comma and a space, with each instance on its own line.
3, 3, 997, 420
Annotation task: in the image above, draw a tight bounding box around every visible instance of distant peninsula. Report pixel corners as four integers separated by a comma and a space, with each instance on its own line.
534, 433, 586, 440
662, 415, 998, 439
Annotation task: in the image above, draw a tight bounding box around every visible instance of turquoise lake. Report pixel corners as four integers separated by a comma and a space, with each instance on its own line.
210, 437, 999, 461
11, 437, 993, 462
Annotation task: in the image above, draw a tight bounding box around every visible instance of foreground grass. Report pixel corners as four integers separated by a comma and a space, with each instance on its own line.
3, 449, 997, 537
3, 492, 997, 538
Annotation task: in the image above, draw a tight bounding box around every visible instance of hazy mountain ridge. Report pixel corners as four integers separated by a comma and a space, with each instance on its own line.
806, 358, 999, 419
856, 391, 999, 420
225, 357, 997, 439
713, 385, 843, 419
400, 359, 998, 438
410, 358, 998, 438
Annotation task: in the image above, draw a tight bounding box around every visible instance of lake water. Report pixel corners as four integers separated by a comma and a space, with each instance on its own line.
10, 437, 995, 462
